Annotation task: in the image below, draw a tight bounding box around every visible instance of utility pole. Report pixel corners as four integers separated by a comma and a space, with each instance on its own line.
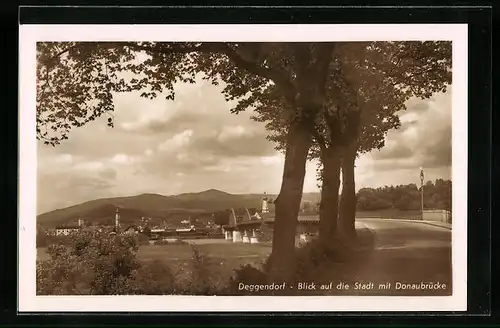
420, 167, 424, 220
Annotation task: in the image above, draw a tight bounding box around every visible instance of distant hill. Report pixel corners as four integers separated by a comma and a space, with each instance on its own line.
37, 189, 321, 228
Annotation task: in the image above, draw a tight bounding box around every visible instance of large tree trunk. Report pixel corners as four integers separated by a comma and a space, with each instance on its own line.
318, 147, 342, 245
339, 140, 358, 239
267, 123, 313, 283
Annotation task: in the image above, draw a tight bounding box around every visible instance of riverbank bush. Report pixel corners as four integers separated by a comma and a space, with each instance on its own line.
37, 229, 375, 295
37, 230, 226, 295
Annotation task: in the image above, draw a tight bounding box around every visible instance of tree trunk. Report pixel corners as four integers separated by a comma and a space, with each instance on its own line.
318, 147, 342, 245
339, 141, 358, 239
267, 124, 312, 283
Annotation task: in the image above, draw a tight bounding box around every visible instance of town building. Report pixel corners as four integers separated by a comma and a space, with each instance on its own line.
123, 225, 142, 234
54, 218, 85, 236
55, 225, 80, 236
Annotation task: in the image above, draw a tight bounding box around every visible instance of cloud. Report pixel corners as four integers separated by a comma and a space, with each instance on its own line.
370, 90, 451, 171
260, 155, 284, 166
189, 130, 275, 158
54, 154, 73, 164
111, 154, 132, 164
122, 111, 200, 135
74, 161, 105, 171
36, 75, 452, 214
157, 129, 194, 152
406, 99, 430, 113
373, 140, 414, 160
217, 125, 251, 142
98, 168, 117, 180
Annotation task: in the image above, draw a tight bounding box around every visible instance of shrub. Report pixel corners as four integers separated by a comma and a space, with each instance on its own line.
44, 234, 73, 247
37, 229, 142, 295
165, 245, 232, 295
178, 246, 217, 295
39, 229, 288, 296
225, 264, 269, 295
123, 260, 176, 295
36, 247, 92, 295
261, 237, 355, 285
154, 239, 169, 245
256, 225, 273, 243
298, 238, 350, 263
136, 233, 151, 245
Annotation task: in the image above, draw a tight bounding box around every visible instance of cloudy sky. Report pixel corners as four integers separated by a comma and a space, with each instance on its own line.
36, 78, 452, 214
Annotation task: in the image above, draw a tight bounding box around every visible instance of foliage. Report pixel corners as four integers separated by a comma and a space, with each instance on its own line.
256, 225, 273, 243
36, 42, 301, 146
223, 234, 373, 295
136, 232, 151, 245
229, 235, 370, 295
213, 209, 231, 226
141, 225, 152, 238
253, 41, 452, 183
356, 179, 452, 212
36, 229, 227, 295
36, 228, 378, 296
226, 264, 269, 295
37, 229, 141, 295
246, 42, 452, 245
181, 246, 216, 295
121, 259, 176, 295
294, 238, 351, 279
37, 234, 74, 248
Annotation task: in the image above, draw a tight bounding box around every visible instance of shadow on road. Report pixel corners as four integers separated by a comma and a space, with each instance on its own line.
306, 221, 452, 296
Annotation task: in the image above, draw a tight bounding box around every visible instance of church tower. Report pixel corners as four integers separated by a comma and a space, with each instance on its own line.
262, 192, 269, 214
115, 208, 120, 233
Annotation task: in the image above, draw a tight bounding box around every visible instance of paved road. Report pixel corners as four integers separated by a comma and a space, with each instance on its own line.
359, 218, 451, 251
318, 218, 452, 296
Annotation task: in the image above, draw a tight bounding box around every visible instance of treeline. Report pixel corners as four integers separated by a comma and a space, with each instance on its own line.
299, 179, 452, 214
356, 179, 452, 212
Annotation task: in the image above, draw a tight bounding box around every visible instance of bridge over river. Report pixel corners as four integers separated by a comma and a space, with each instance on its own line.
222, 208, 321, 242
220, 207, 447, 244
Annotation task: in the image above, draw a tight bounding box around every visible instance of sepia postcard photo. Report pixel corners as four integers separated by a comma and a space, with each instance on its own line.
18, 24, 468, 312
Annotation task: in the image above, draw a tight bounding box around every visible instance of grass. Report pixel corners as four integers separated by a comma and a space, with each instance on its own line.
139, 243, 271, 264
37, 242, 272, 268
38, 241, 273, 292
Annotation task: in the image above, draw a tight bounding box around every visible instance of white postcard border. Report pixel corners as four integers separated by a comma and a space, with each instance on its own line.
18, 24, 468, 312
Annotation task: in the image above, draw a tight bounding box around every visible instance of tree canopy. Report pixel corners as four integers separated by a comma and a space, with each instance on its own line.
357, 179, 452, 212
251, 41, 452, 179
37, 42, 330, 146
213, 210, 231, 226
